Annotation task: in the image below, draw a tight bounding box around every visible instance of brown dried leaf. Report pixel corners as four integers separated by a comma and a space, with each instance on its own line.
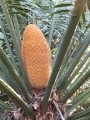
14, 111, 21, 119
33, 101, 40, 110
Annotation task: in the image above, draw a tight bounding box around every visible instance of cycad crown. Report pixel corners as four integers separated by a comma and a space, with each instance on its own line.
21, 24, 52, 89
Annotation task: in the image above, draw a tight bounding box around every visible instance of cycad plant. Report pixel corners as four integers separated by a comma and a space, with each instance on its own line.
0, 0, 90, 120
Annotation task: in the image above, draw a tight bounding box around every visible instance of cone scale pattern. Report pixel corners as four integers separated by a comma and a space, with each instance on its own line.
21, 24, 52, 89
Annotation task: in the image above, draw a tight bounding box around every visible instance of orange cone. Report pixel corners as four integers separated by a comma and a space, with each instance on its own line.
21, 24, 52, 89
